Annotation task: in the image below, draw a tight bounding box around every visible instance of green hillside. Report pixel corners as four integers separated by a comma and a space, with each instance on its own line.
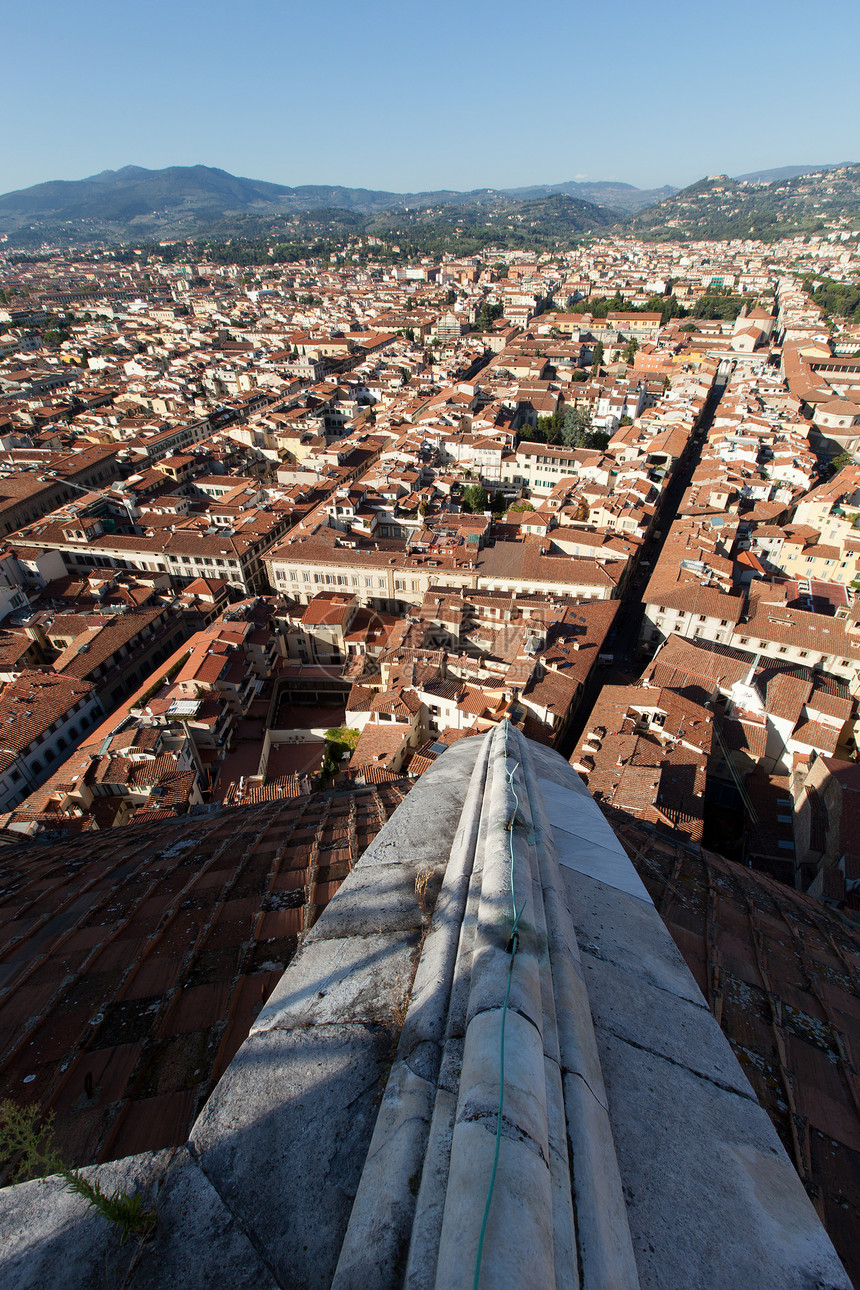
630, 165, 860, 242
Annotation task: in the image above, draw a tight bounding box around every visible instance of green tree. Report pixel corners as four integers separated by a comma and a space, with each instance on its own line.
536, 411, 563, 444
591, 341, 604, 375
562, 407, 592, 447
473, 301, 504, 332
462, 483, 490, 513
491, 489, 507, 517
622, 338, 638, 365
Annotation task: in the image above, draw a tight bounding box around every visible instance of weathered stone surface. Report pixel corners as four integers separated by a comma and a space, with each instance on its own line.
358, 739, 482, 872
457, 1007, 550, 1161
330, 1055, 435, 1290
543, 1056, 579, 1290
582, 944, 756, 1099
597, 1030, 851, 1290
402, 1085, 458, 1290
253, 930, 420, 1032
132, 1147, 280, 1289
436, 1118, 556, 1290
0, 1152, 167, 1290
561, 864, 706, 1008
527, 740, 594, 797
562, 1069, 641, 1290
190, 1023, 394, 1290
305, 860, 428, 941
542, 776, 653, 902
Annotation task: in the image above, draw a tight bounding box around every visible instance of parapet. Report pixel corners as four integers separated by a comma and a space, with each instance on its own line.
0, 724, 850, 1288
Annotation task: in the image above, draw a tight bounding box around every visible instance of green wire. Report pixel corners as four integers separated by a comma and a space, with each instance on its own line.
473, 720, 522, 1290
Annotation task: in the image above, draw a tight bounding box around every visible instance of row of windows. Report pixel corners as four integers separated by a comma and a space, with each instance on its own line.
173, 555, 240, 570
736, 637, 851, 667
656, 609, 730, 627
274, 568, 424, 593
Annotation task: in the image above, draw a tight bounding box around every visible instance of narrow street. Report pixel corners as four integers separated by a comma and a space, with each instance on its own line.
561, 375, 728, 758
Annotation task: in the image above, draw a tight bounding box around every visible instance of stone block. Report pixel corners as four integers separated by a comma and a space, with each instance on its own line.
253, 930, 419, 1032
190, 1022, 393, 1290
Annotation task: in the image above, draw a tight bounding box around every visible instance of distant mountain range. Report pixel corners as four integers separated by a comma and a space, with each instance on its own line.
0, 162, 857, 251
0, 165, 671, 248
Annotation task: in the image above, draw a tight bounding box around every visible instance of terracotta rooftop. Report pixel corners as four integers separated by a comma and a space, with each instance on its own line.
0, 784, 406, 1172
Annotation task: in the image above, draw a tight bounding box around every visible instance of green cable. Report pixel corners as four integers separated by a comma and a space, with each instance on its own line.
473, 720, 523, 1290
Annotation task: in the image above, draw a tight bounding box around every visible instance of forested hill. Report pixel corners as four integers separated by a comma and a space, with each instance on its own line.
146, 193, 617, 267
629, 164, 860, 242
360, 192, 617, 257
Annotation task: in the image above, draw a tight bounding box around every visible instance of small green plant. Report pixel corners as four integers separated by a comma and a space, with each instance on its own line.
0, 1101, 155, 1244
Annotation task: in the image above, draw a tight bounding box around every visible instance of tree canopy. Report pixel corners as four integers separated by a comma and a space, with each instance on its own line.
461, 483, 490, 513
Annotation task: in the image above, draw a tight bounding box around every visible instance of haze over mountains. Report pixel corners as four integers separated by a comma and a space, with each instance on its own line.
0, 161, 856, 250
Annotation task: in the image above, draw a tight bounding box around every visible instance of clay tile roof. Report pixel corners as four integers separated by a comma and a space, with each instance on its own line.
0, 787, 398, 1169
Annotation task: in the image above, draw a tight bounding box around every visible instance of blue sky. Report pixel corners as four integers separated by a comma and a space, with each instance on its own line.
4, 0, 858, 195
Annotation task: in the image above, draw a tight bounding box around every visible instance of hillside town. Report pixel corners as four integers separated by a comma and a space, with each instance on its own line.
1, 228, 860, 917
